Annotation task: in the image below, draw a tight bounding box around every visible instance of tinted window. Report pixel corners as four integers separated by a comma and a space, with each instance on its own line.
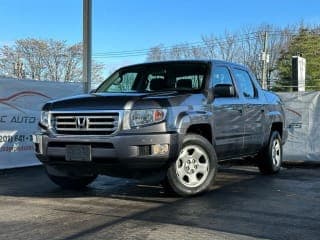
97, 62, 208, 93
211, 66, 233, 87
233, 69, 256, 98
146, 73, 204, 91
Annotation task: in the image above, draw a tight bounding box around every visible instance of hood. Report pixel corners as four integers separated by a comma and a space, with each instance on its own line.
262, 90, 282, 104
43, 91, 193, 111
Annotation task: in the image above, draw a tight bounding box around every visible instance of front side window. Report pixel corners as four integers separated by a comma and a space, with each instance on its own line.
211, 66, 233, 87
233, 69, 256, 98
96, 62, 209, 93
107, 72, 138, 92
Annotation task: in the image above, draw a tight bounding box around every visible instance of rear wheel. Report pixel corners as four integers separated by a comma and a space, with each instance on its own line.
45, 165, 97, 189
166, 134, 217, 197
258, 131, 282, 174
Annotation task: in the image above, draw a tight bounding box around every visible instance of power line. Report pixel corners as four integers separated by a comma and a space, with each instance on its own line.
94, 37, 261, 57
91, 33, 261, 58
92, 31, 299, 59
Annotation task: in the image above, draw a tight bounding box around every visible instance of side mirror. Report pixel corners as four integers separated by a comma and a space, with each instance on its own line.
89, 89, 96, 94
213, 84, 235, 98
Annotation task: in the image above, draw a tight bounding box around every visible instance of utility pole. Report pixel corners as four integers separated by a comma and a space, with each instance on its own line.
83, 0, 92, 93
261, 31, 269, 89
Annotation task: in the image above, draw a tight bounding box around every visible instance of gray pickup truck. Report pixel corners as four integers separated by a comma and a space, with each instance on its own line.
33, 60, 287, 196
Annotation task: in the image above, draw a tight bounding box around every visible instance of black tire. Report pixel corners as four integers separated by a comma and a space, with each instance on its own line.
258, 131, 283, 174
166, 134, 217, 197
45, 166, 97, 189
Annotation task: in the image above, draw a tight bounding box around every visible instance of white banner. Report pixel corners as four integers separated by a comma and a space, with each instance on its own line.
278, 92, 320, 162
0, 77, 82, 169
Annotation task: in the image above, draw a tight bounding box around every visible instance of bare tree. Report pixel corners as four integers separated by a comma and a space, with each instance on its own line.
146, 24, 300, 85
15, 39, 47, 80
169, 44, 185, 60
63, 43, 82, 82
92, 62, 105, 84
0, 45, 22, 77
216, 31, 239, 62
146, 45, 166, 61
0, 38, 105, 83
41, 39, 66, 81
201, 34, 217, 59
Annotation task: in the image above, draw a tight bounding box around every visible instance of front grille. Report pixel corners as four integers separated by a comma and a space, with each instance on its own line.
52, 112, 120, 135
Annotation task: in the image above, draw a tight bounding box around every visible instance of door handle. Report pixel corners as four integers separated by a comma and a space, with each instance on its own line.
234, 107, 243, 115
224, 106, 243, 115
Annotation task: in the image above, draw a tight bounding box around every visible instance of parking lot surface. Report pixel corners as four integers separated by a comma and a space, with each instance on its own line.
0, 164, 319, 240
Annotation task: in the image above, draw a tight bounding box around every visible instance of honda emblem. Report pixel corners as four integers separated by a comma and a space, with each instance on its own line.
76, 117, 87, 129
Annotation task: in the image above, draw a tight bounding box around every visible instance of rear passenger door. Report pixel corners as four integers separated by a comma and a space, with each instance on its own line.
212, 66, 245, 159
232, 68, 264, 154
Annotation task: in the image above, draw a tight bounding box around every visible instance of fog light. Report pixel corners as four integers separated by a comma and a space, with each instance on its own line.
151, 144, 169, 155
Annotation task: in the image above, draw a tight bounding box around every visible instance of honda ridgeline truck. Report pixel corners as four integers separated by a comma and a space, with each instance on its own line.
33, 60, 287, 196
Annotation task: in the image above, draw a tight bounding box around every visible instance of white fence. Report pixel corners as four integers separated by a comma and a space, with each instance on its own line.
0, 78, 319, 169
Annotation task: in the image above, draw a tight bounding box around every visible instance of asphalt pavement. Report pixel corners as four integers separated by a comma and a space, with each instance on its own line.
0, 163, 319, 240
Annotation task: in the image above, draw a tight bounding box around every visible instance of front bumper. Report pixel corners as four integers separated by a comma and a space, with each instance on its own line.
32, 132, 180, 171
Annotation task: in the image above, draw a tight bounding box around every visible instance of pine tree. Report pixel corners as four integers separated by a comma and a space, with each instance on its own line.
276, 27, 320, 91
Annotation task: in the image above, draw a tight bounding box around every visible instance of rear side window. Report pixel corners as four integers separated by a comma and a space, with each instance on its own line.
233, 69, 256, 98
211, 66, 233, 87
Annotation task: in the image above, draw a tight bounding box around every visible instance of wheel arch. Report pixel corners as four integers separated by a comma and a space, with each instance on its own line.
186, 124, 213, 145
271, 122, 283, 138
175, 111, 214, 146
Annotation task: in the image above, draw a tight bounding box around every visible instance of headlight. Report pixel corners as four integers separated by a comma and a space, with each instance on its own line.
40, 111, 50, 128
130, 109, 167, 128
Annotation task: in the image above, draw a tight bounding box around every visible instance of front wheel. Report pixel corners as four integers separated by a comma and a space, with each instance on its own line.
45, 165, 97, 189
166, 134, 217, 197
258, 131, 283, 174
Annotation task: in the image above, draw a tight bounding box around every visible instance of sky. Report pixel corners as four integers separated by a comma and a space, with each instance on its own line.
1, 0, 320, 74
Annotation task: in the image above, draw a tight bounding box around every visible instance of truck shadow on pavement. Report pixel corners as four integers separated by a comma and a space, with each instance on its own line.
0, 164, 261, 200
0, 164, 319, 240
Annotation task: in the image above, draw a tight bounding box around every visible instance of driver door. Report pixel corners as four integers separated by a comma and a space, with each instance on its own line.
212, 66, 245, 159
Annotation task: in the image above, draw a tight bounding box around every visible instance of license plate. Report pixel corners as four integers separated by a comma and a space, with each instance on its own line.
65, 145, 91, 162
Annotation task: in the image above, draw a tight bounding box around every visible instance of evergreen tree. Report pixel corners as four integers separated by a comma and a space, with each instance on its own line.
276, 27, 320, 91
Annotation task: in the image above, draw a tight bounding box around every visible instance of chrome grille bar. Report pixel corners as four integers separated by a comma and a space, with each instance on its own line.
53, 112, 120, 135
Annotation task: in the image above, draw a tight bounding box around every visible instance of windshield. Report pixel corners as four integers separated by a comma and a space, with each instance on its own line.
96, 62, 209, 93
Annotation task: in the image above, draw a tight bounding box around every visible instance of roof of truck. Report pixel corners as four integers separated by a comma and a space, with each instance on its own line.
118, 59, 247, 70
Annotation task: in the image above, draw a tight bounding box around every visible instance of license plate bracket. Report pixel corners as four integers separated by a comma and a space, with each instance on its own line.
65, 145, 91, 162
